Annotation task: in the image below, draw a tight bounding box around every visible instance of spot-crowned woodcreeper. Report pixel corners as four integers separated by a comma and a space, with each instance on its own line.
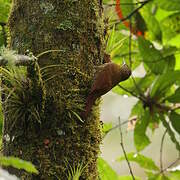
82, 57, 131, 118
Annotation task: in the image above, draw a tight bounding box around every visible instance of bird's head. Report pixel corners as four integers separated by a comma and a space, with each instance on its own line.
119, 63, 131, 81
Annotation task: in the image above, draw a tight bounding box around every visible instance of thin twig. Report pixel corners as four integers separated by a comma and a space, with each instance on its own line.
118, 117, 135, 180
118, 84, 145, 102
160, 130, 167, 173
128, 16, 145, 98
104, 0, 150, 7
129, 18, 132, 68
110, 0, 152, 27
126, 51, 180, 64
129, 49, 180, 64
103, 120, 129, 139
103, 118, 137, 139
159, 157, 180, 175
114, 51, 138, 58
131, 76, 145, 98
120, 0, 151, 22
118, 84, 137, 97
161, 117, 180, 153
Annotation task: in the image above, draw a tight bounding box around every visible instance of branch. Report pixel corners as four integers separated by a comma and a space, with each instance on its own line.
118, 117, 135, 180
171, 103, 180, 111
114, 52, 138, 58
0, 55, 34, 66
159, 157, 180, 175
160, 130, 167, 173
155, 102, 180, 112
119, 0, 151, 22
131, 76, 147, 99
118, 82, 179, 114
129, 18, 132, 67
0, 49, 65, 67
110, 0, 152, 27
104, 0, 150, 7
118, 84, 145, 102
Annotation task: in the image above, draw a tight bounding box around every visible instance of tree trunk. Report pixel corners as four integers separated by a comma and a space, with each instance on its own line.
2, 0, 105, 179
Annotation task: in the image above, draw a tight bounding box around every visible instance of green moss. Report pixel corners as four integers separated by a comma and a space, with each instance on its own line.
40, 1, 54, 15
57, 20, 75, 31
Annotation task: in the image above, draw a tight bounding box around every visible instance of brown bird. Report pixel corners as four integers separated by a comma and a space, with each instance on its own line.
82, 62, 131, 118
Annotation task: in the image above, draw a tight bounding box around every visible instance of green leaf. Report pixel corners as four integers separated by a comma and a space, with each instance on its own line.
110, 37, 127, 58
151, 174, 170, 180
0, 0, 11, 22
106, 27, 127, 58
118, 175, 141, 180
163, 55, 175, 71
170, 112, 180, 135
166, 87, 180, 103
0, 156, 39, 174
119, 0, 134, 17
0, 27, 5, 47
138, 40, 175, 73
155, 8, 175, 21
111, 33, 141, 70
106, 25, 116, 53
155, 0, 180, 11
103, 0, 112, 4
138, 37, 165, 74
159, 175, 170, 180
98, 157, 119, 180
161, 12, 180, 42
70, 110, 84, 123
175, 54, 180, 70
141, 4, 162, 42
146, 171, 171, 180
117, 152, 159, 171
134, 109, 151, 151
102, 123, 113, 134
169, 170, 180, 180
112, 78, 135, 96
131, 100, 143, 115
161, 46, 177, 57
150, 70, 180, 98
169, 34, 180, 48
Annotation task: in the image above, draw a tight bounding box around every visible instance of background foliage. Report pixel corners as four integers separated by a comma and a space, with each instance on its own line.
101, 0, 180, 179
0, 0, 180, 179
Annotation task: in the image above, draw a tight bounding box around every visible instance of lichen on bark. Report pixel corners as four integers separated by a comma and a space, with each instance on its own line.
2, 0, 105, 179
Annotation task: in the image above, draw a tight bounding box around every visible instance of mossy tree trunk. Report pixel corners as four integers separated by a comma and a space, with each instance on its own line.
2, 0, 105, 179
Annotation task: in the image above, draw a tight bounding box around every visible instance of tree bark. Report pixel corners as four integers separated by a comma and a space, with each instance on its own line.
2, 0, 105, 179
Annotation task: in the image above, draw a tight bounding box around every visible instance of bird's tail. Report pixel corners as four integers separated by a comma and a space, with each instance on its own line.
81, 94, 97, 119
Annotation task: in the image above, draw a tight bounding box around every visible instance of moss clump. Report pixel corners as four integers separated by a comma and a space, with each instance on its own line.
57, 20, 75, 31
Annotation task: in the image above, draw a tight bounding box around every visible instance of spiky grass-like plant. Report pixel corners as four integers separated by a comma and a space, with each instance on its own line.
1, 67, 42, 132
0, 48, 45, 133
40, 64, 89, 122
66, 161, 87, 180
